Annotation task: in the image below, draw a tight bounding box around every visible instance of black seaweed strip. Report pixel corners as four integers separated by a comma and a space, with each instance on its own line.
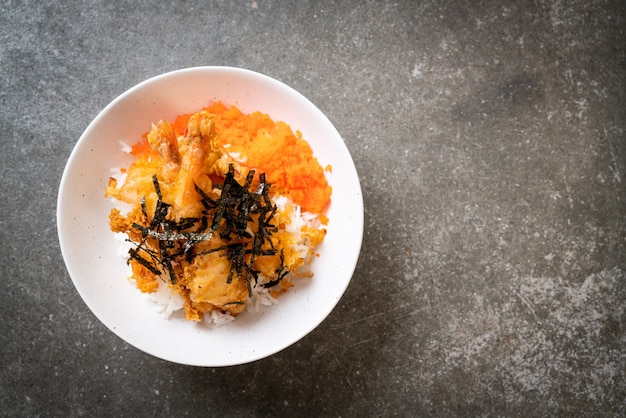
149, 175, 170, 229
140, 196, 148, 219
159, 240, 177, 284
194, 182, 217, 209
131, 222, 150, 239
128, 248, 161, 275
194, 243, 237, 257
211, 165, 235, 231
152, 174, 162, 199
243, 169, 255, 189
262, 250, 289, 288
177, 217, 201, 230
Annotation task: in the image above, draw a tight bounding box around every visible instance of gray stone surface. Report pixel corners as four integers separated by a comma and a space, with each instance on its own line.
1, 1, 624, 416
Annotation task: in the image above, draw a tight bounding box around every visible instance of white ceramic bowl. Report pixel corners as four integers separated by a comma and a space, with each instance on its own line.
57, 67, 363, 366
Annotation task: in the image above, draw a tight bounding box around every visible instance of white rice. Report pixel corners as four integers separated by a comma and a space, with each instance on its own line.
117, 139, 133, 154
109, 167, 127, 190
146, 278, 185, 318
209, 309, 236, 326
225, 151, 246, 163
246, 283, 280, 312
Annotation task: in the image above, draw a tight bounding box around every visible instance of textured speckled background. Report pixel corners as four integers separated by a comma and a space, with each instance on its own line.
1, 1, 624, 416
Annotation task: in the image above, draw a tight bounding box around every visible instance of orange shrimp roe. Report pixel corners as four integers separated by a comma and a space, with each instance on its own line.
203, 102, 331, 214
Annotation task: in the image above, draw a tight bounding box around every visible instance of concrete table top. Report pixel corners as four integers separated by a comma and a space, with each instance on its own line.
1, 1, 624, 416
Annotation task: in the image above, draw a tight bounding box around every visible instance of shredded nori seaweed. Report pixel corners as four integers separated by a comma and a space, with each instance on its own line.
127, 164, 286, 294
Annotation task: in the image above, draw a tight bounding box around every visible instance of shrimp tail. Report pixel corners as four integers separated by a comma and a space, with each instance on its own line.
147, 120, 180, 165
